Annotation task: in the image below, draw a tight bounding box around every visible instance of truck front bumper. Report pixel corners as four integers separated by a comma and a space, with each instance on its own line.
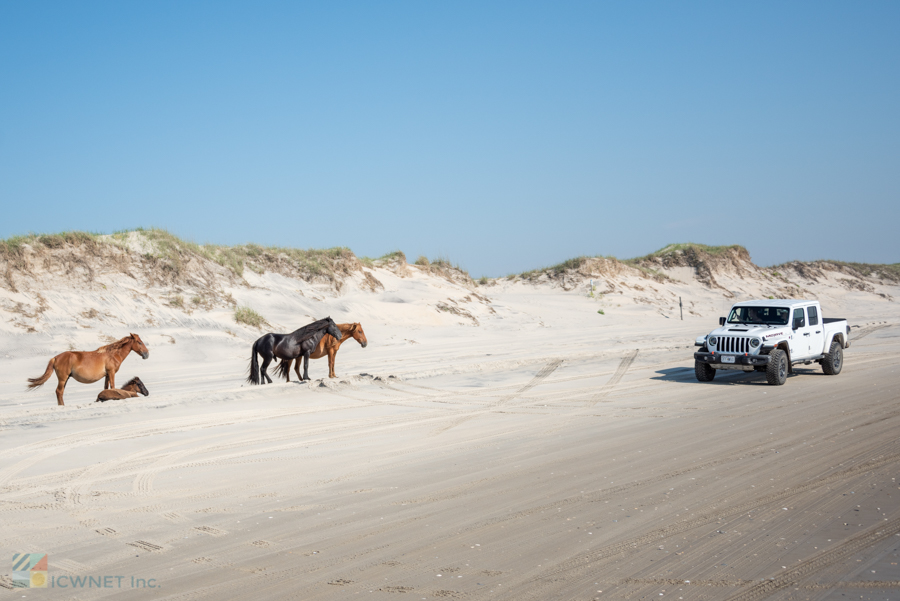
694, 352, 770, 371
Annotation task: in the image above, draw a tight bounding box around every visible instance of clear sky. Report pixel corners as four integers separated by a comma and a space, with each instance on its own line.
1, 2, 898, 276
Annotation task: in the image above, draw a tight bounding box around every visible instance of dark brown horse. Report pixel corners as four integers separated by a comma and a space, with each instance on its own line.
247, 317, 343, 384
96, 377, 150, 402
27, 334, 150, 405
279, 322, 368, 380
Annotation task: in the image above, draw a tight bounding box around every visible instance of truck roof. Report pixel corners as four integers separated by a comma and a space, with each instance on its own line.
731, 299, 817, 308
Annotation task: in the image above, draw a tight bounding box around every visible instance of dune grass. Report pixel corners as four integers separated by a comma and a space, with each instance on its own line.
0, 231, 102, 256
127, 228, 357, 280
624, 243, 748, 264
819, 261, 900, 283
234, 306, 269, 329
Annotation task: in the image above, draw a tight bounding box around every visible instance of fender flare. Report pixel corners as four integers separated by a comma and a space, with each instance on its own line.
825, 332, 845, 349
776, 342, 794, 374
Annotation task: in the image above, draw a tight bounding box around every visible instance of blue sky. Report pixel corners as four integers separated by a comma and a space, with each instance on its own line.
1, 2, 897, 276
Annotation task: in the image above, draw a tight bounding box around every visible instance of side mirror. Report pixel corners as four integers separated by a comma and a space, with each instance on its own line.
793, 318, 804, 330
719, 317, 726, 326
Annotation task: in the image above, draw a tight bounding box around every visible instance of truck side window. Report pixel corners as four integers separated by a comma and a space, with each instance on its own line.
793, 308, 805, 328
807, 306, 818, 326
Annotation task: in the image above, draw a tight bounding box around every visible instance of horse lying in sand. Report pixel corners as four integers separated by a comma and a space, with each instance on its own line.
278, 322, 367, 381
247, 317, 343, 384
96, 377, 150, 402
28, 334, 150, 406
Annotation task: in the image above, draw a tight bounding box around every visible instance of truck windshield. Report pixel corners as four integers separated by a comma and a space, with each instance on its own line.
727, 306, 790, 325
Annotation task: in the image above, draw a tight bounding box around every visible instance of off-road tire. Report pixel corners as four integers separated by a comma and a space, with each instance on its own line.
822, 340, 843, 375
695, 360, 716, 382
766, 349, 788, 385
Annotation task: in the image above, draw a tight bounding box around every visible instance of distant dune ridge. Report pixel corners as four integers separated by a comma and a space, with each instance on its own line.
0, 230, 896, 347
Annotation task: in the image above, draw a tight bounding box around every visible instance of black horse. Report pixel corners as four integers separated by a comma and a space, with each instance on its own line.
247, 317, 343, 384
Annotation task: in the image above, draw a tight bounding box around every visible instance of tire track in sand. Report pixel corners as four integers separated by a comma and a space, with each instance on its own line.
511, 445, 900, 598
431, 360, 563, 435
725, 515, 900, 601
588, 349, 639, 406
852, 323, 891, 343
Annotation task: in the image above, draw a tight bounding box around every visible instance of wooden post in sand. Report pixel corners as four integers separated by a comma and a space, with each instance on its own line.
680, 297, 683, 320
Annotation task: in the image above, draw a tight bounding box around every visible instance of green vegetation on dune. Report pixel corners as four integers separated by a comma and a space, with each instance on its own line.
772, 259, 900, 283
0, 231, 102, 256
2, 231, 896, 285
624, 243, 749, 264
126, 228, 356, 280
518, 256, 591, 280
832, 261, 900, 282
517, 255, 627, 281
233, 305, 269, 329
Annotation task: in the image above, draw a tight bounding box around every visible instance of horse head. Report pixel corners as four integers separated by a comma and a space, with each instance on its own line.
126, 377, 150, 396
350, 323, 368, 348
324, 318, 343, 343
130, 333, 150, 360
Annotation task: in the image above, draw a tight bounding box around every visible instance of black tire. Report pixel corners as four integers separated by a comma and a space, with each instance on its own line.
695, 360, 716, 382
766, 349, 788, 386
822, 340, 843, 375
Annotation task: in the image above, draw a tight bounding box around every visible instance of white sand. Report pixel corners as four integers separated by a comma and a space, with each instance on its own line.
1, 244, 899, 599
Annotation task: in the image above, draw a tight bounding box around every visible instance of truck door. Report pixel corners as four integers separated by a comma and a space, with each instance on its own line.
806, 305, 824, 358
790, 307, 810, 360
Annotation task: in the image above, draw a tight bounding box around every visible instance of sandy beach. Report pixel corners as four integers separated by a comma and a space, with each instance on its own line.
1, 235, 898, 600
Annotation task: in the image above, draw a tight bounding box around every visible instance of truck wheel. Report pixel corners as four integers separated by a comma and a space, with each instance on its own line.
695, 360, 716, 382
766, 349, 788, 385
822, 340, 843, 375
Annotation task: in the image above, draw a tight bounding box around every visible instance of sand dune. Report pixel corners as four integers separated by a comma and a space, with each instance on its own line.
1, 233, 898, 599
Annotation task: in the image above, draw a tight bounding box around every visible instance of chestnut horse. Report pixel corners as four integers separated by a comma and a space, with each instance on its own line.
96, 376, 150, 402
27, 334, 150, 406
278, 322, 368, 381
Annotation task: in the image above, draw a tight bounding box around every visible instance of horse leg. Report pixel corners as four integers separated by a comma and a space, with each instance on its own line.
293, 359, 302, 381
328, 349, 337, 378
55, 374, 69, 406
260, 356, 273, 384
302, 352, 311, 381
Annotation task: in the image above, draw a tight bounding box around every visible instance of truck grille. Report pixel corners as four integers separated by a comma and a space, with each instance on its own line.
718, 336, 750, 354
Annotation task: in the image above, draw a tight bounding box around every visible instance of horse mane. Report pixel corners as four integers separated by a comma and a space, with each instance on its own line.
96, 336, 133, 353
289, 317, 334, 341
123, 377, 141, 388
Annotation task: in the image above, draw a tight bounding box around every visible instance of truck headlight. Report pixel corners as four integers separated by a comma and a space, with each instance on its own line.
708, 336, 717, 346
749, 338, 760, 348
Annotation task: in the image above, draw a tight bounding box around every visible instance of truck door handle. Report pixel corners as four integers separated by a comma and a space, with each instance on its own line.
803, 333, 810, 336
815, 330, 821, 334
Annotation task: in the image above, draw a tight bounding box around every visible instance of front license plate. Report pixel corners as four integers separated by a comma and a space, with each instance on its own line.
721, 355, 736, 364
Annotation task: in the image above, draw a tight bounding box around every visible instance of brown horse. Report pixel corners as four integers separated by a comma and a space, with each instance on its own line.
278, 322, 367, 381
27, 334, 150, 406
96, 376, 150, 402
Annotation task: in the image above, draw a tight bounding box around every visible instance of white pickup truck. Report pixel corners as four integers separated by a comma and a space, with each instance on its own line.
693, 299, 850, 385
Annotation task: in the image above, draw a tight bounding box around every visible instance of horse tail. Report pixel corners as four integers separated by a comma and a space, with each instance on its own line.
276, 357, 292, 382
27, 357, 56, 390
247, 339, 261, 385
